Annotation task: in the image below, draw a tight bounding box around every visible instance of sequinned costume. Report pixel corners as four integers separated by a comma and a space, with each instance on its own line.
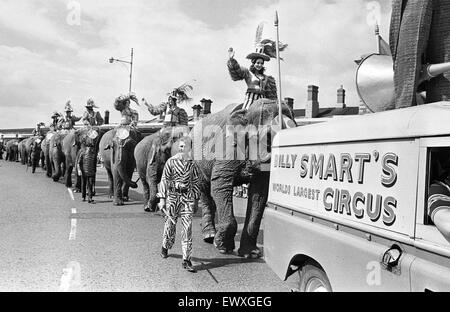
227, 58, 277, 109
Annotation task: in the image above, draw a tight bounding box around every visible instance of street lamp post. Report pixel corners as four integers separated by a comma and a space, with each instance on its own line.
109, 48, 134, 93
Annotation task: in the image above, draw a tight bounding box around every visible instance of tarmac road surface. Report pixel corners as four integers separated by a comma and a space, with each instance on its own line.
0, 160, 290, 292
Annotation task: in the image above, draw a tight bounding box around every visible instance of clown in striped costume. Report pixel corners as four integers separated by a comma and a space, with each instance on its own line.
157, 139, 201, 272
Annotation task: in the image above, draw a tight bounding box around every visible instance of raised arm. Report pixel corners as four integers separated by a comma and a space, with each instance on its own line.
227, 47, 249, 81
144, 99, 167, 116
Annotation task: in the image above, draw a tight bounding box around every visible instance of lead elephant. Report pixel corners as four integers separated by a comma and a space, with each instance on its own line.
390, 0, 450, 108
134, 126, 190, 212
62, 130, 83, 191
99, 126, 141, 206
191, 99, 296, 258
41, 132, 55, 177
49, 131, 68, 182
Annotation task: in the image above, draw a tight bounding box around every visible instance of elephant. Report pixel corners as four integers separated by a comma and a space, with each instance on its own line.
134, 126, 190, 212
5, 139, 20, 162
389, 0, 450, 108
99, 126, 142, 206
18, 139, 27, 165
62, 130, 82, 191
49, 131, 68, 182
190, 99, 296, 258
41, 132, 55, 177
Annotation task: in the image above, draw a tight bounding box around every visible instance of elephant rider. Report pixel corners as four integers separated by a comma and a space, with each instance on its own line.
32, 122, 45, 138
82, 99, 104, 126
59, 101, 82, 131
143, 93, 189, 127
227, 25, 286, 110
114, 93, 140, 128
49, 111, 63, 132
157, 138, 201, 273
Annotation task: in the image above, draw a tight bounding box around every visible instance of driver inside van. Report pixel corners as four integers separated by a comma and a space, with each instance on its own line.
428, 148, 450, 242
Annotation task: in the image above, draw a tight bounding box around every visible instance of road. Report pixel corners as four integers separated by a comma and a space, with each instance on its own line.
0, 160, 290, 292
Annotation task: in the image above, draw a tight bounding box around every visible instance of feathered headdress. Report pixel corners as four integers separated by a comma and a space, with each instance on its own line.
246, 22, 288, 61
168, 82, 194, 103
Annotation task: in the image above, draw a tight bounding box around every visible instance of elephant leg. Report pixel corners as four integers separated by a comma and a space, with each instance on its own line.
46, 154, 52, 177
237, 171, 270, 258
200, 184, 217, 244
145, 163, 158, 212
66, 165, 73, 188
106, 167, 114, 198
211, 161, 240, 253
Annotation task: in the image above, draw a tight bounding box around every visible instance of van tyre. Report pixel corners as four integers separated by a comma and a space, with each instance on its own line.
298, 264, 332, 292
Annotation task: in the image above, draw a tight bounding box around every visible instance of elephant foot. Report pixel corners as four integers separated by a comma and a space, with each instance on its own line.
237, 247, 262, 259
203, 233, 215, 244
214, 240, 234, 254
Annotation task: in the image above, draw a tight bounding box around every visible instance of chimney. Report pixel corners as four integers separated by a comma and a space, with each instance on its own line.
305, 85, 319, 118
192, 104, 203, 121
337, 85, 346, 108
284, 97, 294, 111
104, 110, 110, 125
200, 98, 213, 115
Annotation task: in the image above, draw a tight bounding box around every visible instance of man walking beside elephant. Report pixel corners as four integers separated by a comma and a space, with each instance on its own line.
158, 139, 200, 273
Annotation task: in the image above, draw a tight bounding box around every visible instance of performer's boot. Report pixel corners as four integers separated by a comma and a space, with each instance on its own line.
160, 247, 168, 259
182, 260, 197, 273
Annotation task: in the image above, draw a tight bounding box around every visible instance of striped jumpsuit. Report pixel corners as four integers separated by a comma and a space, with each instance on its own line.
158, 154, 201, 261
227, 58, 278, 110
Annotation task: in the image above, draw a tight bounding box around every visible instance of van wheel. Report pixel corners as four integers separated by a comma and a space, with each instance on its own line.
298, 264, 332, 292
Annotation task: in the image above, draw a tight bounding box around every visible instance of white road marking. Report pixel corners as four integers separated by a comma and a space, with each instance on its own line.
67, 188, 75, 201
69, 208, 77, 241
59, 261, 81, 292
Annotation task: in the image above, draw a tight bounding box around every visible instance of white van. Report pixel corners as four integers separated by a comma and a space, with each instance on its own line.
264, 102, 450, 291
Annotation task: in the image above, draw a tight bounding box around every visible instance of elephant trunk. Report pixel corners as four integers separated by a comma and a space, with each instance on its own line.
117, 162, 138, 189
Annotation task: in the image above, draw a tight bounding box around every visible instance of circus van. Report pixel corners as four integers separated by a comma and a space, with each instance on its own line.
264, 102, 450, 292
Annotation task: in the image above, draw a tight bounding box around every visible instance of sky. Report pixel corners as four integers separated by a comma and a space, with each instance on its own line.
0, 0, 392, 128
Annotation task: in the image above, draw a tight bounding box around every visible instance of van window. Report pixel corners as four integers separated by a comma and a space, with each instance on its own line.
426, 147, 450, 226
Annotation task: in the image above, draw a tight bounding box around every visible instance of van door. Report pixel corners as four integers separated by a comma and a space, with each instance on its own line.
411, 138, 450, 291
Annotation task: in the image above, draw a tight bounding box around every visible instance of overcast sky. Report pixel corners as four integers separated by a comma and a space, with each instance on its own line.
0, 0, 392, 128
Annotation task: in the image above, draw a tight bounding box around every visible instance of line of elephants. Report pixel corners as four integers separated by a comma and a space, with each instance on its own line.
8, 99, 296, 258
